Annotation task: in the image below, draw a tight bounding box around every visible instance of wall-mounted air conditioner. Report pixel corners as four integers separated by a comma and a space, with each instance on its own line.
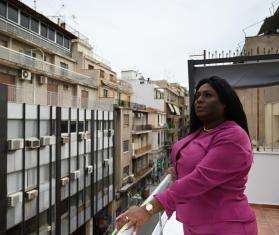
40, 136, 55, 146
25, 138, 40, 149
7, 139, 24, 151
70, 170, 81, 180
38, 75, 47, 85
25, 189, 38, 201
7, 192, 23, 207
61, 176, 70, 186
20, 69, 32, 81
86, 165, 93, 174
61, 134, 69, 144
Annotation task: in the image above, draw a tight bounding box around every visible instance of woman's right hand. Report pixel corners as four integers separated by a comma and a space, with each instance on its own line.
164, 166, 176, 181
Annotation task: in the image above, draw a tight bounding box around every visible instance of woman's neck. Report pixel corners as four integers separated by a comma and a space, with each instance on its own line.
203, 118, 226, 130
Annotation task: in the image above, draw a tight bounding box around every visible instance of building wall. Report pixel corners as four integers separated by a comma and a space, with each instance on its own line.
244, 35, 279, 55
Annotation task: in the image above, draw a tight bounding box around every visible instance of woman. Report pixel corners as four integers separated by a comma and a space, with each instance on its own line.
116, 76, 258, 235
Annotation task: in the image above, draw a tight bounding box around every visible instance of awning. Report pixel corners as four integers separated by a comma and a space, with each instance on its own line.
172, 105, 180, 115
167, 103, 175, 113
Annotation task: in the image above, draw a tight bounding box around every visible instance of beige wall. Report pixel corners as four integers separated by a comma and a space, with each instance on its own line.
245, 35, 279, 55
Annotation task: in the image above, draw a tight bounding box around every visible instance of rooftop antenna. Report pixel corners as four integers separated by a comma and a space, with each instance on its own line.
33, 0, 37, 10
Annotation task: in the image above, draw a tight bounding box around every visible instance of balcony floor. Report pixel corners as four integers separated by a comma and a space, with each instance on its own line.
162, 205, 279, 235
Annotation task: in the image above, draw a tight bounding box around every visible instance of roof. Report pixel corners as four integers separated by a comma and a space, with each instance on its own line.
8, 0, 77, 39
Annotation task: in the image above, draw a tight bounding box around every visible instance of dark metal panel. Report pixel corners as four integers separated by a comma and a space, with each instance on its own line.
0, 85, 7, 234
36, 105, 41, 234
55, 107, 62, 235
95, 111, 99, 214
68, 108, 71, 235
112, 110, 116, 200
21, 103, 26, 235
90, 110, 95, 218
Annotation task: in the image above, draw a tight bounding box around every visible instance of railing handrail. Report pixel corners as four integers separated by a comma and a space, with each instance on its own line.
114, 174, 172, 235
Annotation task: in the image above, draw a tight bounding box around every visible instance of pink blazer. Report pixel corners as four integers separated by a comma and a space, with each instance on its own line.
154, 121, 256, 226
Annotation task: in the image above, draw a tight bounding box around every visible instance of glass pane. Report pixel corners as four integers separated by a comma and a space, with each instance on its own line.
48, 27, 55, 41
20, 12, 29, 29
40, 23, 47, 38
64, 37, 70, 48
8, 4, 18, 23
0, 1, 6, 17
31, 17, 39, 33
56, 32, 63, 46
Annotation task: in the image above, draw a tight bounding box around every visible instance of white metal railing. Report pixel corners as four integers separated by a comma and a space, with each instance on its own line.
114, 174, 172, 235
6, 84, 115, 111
0, 45, 99, 88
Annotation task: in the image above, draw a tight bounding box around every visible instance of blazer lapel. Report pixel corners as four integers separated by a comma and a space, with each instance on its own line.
171, 129, 201, 163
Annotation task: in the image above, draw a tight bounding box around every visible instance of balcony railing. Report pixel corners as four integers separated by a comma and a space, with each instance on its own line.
117, 100, 146, 110
133, 125, 153, 132
114, 174, 172, 235
133, 144, 152, 158
0, 16, 71, 57
6, 85, 115, 111
0, 45, 99, 88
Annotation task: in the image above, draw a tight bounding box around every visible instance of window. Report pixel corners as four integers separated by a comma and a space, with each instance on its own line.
78, 121, 84, 132
64, 37, 70, 49
123, 114, 129, 126
20, 12, 29, 29
88, 64, 94, 70
103, 88, 109, 98
70, 121, 76, 132
123, 166, 129, 178
123, 140, 129, 152
56, 32, 63, 46
48, 27, 55, 41
158, 132, 160, 146
8, 4, 18, 23
60, 62, 68, 69
0, 1, 7, 17
40, 23, 47, 38
61, 121, 68, 133
63, 84, 68, 90
100, 70, 105, 78
31, 17, 39, 33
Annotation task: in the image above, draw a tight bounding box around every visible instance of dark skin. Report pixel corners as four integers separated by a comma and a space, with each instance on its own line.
115, 83, 226, 234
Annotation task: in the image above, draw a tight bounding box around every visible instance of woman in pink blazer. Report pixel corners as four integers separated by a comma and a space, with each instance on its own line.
116, 76, 258, 234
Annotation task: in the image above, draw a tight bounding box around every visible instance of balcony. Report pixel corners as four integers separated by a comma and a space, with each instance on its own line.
0, 17, 71, 57
115, 151, 279, 235
0, 46, 99, 88
133, 144, 152, 158
132, 125, 153, 135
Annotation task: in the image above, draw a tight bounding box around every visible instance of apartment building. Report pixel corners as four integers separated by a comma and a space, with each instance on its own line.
152, 80, 188, 146
0, 1, 118, 234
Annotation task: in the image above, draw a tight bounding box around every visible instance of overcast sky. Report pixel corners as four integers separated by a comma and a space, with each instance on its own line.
23, 0, 275, 87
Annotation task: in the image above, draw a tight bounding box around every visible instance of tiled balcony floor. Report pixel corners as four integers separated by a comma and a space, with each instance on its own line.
251, 205, 279, 235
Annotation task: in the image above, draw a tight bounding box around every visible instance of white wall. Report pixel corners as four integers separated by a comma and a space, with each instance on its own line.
129, 80, 165, 111
246, 151, 279, 205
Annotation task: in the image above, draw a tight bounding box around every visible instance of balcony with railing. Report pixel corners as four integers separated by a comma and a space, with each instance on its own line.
132, 125, 153, 135
115, 151, 279, 235
133, 144, 152, 159
0, 16, 71, 57
0, 45, 99, 88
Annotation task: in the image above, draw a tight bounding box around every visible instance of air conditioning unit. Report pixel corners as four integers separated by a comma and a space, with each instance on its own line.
61, 176, 70, 186
85, 131, 91, 140
25, 189, 38, 201
7, 139, 24, 151
103, 159, 109, 167
70, 170, 81, 180
25, 138, 40, 149
61, 134, 69, 144
127, 174, 135, 184
40, 136, 55, 146
37, 75, 47, 85
78, 132, 86, 141
86, 165, 93, 174
7, 192, 23, 207
20, 69, 32, 81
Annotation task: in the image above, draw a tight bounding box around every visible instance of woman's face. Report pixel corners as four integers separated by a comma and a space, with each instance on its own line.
194, 83, 226, 123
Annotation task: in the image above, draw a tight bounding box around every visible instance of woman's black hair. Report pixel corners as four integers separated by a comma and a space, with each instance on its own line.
189, 76, 250, 136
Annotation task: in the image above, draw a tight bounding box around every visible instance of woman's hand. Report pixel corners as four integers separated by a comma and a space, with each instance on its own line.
165, 166, 176, 181
116, 206, 151, 234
